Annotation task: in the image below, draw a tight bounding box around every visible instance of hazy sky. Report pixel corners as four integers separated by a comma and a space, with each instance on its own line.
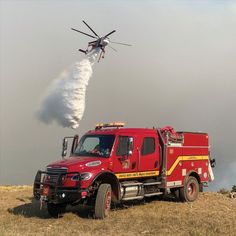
1, 0, 236, 191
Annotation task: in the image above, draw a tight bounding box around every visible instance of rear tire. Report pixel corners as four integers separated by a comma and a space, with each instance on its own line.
94, 184, 112, 219
47, 203, 66, 218
179, 176, 199, 202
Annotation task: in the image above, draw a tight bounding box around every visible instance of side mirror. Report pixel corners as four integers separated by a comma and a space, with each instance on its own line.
71, 135, 79, 154
62, 138, 68, 158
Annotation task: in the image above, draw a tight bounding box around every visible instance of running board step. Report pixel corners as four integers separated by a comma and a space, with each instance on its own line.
144, 192, 163, 197
121, 182, 143, 187
122, 192, 163, 201
143, 182, 162, 186
122, 196, 144, 201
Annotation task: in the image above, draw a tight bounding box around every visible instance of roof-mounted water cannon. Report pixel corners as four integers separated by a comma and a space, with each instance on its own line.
95, 122, 125, 130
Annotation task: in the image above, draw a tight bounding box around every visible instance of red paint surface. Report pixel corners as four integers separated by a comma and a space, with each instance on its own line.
47, 127, 210, 189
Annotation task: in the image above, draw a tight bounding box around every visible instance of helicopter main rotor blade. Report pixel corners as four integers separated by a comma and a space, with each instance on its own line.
71, 28, 97, 39
108, 45, 118, 52
110, 41, 132, 46
82, 20, 100, 38
104, 30, 116, 38
88, 40, 98, 44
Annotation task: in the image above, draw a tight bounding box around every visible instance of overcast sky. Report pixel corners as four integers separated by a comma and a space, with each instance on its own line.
1, 0, 236, 191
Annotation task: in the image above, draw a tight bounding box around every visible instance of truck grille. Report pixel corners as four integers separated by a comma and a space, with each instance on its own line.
47, 167, 68, 173
45, 167, 68, 183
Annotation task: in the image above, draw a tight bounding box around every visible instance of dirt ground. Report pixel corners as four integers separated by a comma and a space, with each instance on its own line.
0, 186, 236, 236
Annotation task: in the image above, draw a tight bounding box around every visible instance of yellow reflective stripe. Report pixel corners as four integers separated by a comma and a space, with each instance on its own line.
115, 156, 209, 179
116, 171, 159, 179
167, 155, 208, 175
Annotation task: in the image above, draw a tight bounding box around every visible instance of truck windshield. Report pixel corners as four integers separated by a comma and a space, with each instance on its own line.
74, 135, 115, 158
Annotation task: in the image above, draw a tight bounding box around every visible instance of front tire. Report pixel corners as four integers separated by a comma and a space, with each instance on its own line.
47, 203, 66, 218
94, 184, 112, 219
179, 176, 199, 202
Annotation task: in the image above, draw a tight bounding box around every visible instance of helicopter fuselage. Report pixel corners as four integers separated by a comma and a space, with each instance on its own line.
71, 20, 131, 62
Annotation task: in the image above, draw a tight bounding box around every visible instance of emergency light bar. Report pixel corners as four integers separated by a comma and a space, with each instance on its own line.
95, 122, 125, 130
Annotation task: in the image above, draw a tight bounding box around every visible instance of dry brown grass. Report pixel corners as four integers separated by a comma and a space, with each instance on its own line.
0, 186, 236, 236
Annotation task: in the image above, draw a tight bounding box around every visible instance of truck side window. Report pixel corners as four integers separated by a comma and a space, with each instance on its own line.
116, 136, 133, 156
141, 137, 155, 156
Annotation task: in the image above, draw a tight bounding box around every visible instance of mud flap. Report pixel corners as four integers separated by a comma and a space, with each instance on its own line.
208, 161, 214, 182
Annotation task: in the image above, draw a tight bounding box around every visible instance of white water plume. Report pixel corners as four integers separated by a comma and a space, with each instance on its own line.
38, 49, 100, 129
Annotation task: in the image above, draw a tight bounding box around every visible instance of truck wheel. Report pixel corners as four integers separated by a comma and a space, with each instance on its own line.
47, 203, 66, 218
179, 176, 199, 202
95, 184, 112, 219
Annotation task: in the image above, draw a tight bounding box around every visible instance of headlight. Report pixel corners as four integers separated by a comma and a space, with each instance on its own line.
71, 172, 92, 181
81, 172, 92, 180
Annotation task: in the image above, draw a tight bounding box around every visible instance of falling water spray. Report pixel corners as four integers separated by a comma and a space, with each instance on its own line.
38, 48, 100, 129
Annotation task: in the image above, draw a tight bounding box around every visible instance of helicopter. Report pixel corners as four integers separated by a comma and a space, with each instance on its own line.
71, 21, 132, 62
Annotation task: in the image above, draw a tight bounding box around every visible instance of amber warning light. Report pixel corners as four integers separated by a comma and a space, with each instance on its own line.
95, 122, 125, 130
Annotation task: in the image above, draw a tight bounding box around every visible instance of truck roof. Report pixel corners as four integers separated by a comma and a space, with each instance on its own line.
86, 128, 158, 135
177, 131, 208, 135
86, 128, 208, 136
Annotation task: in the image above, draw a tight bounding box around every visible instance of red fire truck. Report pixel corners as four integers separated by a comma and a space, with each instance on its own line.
34, 122, 215, 218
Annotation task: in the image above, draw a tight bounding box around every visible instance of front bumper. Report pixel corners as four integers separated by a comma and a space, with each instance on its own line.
33, 170, 83, 204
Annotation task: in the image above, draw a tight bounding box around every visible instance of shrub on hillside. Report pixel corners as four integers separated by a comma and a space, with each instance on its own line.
218, 188, 230, 195
231, 185, 236, 193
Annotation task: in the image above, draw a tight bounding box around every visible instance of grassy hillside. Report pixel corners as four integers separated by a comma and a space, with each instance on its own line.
0, 186, 235, 236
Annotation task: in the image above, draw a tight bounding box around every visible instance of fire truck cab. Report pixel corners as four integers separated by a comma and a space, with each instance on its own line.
34, 122, 215, 218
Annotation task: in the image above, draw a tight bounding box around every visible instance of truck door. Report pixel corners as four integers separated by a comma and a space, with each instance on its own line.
112, 135, 138, 174
138, 134, 160, 172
